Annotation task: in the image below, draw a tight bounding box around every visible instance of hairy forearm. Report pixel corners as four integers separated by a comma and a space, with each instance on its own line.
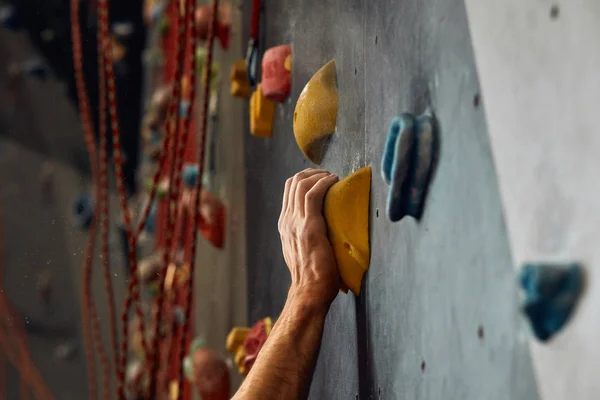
232, 289, 330, 400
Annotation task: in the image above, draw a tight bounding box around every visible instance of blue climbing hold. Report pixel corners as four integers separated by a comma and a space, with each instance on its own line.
173, 306, 185, 325
182, 164, 199, 188
21, 60, 48, 80
519, 263, 585, 342
148, 129, 161, 144
144, 201, 157, 234
0, 6, 21, 31
381, 109, 437, 222
179, 101, 190, 118
73, 194, 94, 229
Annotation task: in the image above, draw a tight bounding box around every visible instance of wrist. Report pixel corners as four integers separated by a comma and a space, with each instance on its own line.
286, 284, 333, 316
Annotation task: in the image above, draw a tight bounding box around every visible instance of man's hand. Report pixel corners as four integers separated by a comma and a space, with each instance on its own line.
233, 169, 340, 400
278, 168, 340, 309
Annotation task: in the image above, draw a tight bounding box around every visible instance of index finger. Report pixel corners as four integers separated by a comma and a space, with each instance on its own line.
305, 174, 338, 216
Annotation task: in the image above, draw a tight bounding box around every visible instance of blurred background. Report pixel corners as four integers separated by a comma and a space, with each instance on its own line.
0, 0, 598, 399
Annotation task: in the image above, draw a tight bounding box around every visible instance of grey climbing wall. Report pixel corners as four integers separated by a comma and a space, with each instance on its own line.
243, 0, 539, 399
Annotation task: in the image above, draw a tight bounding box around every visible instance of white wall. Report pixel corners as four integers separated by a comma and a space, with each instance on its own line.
464, 1, 600, 399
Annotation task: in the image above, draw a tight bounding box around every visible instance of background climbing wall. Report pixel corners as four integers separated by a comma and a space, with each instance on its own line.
0, 26, 96, 399
244, 0, 540, 399
465, 0, 600, 399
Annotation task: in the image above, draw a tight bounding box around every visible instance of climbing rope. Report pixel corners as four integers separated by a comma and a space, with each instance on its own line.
176, 0, 220, 398
147, 0, 193, 396
69, 0, 108, 398
96, 0, 120, 386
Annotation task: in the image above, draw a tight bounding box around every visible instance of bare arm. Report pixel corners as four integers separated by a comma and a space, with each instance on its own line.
233, 169, 340, 400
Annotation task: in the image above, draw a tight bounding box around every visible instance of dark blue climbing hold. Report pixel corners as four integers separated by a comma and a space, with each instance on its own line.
73, 194, 94, 229
519, 263, 584, 342
173, 306, 185, 325
22, 60, 48, 80
0, 6, 21, 31
180, 101, 190, 118
381, 109, 437, 222
149, 129, 161, 144
144, 201, 157, 234
182, 164, 199, 188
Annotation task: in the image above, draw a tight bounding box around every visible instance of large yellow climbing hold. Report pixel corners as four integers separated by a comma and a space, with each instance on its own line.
293, 60, 338, 164
230, 59, 251, 99
324, 166, 371, 295
250, 83, 276, 138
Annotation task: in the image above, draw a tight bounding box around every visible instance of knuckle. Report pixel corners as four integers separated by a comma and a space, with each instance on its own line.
305, 189, 317, 202
298, 179, 312, 193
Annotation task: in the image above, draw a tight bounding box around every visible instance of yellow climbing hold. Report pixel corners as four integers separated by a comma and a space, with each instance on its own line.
293, 59, 338, 164
234, 346, 246, 372
324, 166, 371, 295
230, 59, 251, 99
169, 380, 179, 400
250, 83, 276, 138
226, 327, 250, 352
263, 316, 273, 335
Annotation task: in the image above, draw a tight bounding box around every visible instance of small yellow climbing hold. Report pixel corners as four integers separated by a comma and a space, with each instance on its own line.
263, 317, 273, 335
293, 60, 338, 164
234, 346, 246, 371
250, 83, 276, 138
226, 327, 249, 352
231, 80, 251, 99
169, 380, 179, 400
284, 55, 292, 72
324, 166, 371, 295
230, 59, 251, 99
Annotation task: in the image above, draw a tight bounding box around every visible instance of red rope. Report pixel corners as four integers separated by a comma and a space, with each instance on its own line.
148, 1, 192, 396
95, 1, 152, 396
135, 134, 171, 237
96, 4, 120, 384
250, 0, 261, 39
176, 0, 220, 397
69, 0, 105, 398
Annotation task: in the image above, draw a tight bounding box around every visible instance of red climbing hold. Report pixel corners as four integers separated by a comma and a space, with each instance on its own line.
261, 44, 292, 103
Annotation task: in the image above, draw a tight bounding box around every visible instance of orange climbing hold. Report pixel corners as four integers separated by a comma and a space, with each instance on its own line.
249, 83, 276, 138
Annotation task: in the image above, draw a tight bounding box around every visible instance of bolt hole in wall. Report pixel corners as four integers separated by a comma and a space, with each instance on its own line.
550, 4, 560, 19
376, 208, 379, 218
421, 360, 426, 372
477, 325, 485, 341
375, 35, 378, 45
473, 93, 481, 108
